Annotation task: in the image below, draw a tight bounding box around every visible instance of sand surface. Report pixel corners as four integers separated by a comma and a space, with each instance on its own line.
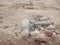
0, 0, 60, 45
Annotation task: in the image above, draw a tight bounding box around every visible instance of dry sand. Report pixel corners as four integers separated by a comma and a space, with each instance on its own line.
0, 0, 60, 45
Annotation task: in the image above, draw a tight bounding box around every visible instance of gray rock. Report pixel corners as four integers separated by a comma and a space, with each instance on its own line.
35, 21, 53, 25
29, 25, 35, 32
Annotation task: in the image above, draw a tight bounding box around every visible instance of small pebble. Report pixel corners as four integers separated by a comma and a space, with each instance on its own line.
52, 32, 57, 38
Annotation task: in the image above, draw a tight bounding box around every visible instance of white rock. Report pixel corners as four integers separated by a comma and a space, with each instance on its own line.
40, 27, 45, 30
21, 19, 29, 31
40, 17, 50, 21
36, 33, 48, 43
47, 25, 55, 29
55, 30, 60, 34
31, 30, 40, 38
21, 29, 29, 38
52, 32, 57, 38
22, 19, 29, 26
36, 33, 47, 39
